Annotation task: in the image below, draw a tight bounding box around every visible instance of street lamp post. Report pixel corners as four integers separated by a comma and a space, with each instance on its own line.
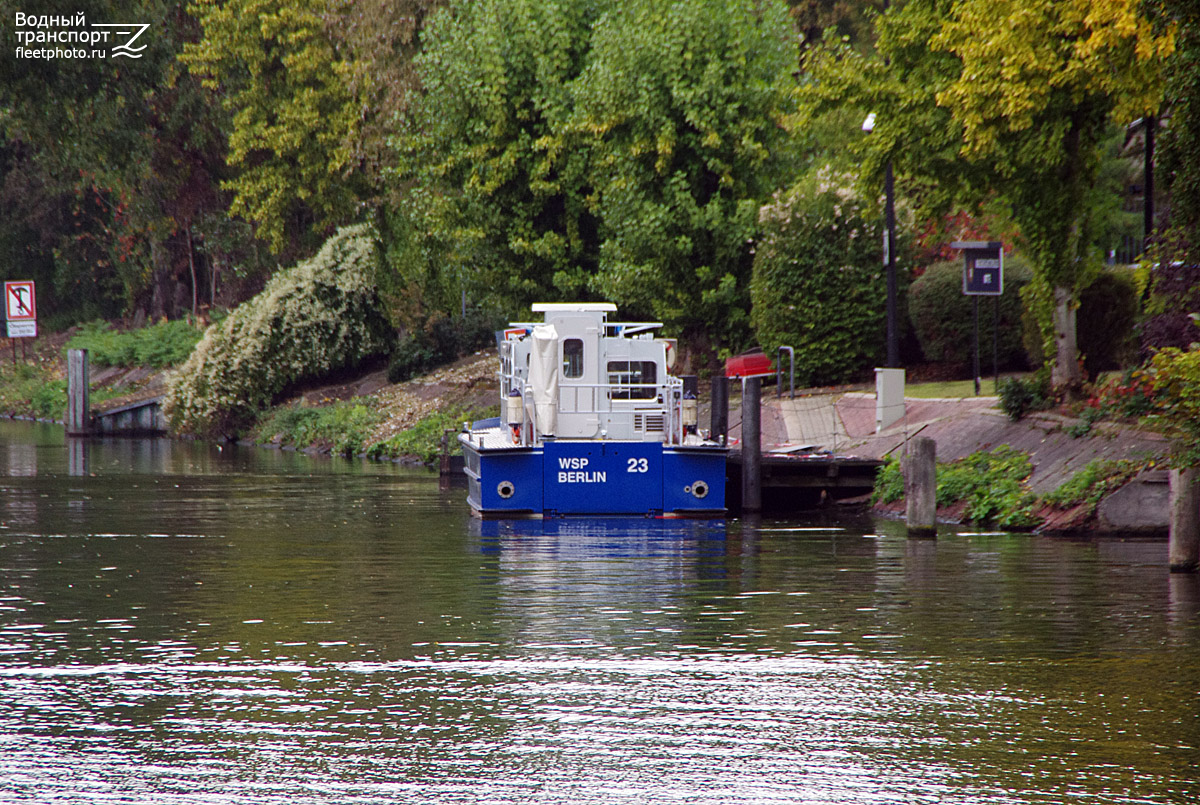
863, 112, 900, 369
884, 159, 898, 368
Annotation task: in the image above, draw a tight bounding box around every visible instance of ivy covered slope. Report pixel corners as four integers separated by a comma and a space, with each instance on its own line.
164, 225, 394, 439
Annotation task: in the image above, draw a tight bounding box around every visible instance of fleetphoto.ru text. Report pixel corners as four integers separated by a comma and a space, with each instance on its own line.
13, 11, 149, 60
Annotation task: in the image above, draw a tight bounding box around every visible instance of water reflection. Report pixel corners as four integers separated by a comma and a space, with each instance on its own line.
1, 421, 1198, 804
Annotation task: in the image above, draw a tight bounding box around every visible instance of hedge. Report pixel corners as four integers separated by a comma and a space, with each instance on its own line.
750, 174, 895, 387
908, 257, 1032, 371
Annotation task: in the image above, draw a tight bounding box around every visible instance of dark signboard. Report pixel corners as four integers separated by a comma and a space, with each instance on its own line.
952, 241, 1003, 296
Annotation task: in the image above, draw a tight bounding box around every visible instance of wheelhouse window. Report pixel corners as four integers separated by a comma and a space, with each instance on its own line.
562, 338, 584, 379
607, 360, 657, 399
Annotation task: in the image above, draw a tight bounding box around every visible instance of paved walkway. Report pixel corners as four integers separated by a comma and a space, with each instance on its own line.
749, 390, 1168, 497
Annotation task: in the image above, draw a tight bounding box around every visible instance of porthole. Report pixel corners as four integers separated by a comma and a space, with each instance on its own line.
497, 480, 516, 499
691, 480, 709, 499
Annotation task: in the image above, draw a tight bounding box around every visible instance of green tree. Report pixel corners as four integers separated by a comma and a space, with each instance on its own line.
802, 0, 1173, 391
393, 0, 799, 352
390, 0, 607, 319
932, 0, 1174, 390
572, 0, 800, 348
183, 0, 370, 258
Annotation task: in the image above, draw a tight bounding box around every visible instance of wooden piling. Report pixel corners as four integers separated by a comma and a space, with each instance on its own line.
711, 375, 728, 446
1169, 468, 1200, 573
66, 349, 90, 437
741, 377, 762, 513
904, 436, 937, 538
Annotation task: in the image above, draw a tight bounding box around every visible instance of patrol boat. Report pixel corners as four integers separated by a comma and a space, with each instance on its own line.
459, 303, 727, 517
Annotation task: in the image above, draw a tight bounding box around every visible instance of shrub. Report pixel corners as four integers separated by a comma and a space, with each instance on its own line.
998, 369, 1052, 421
871, 445, 1039, 529
163, 225, 395, 438
1075, 270, 1139, 376
935, 445, 1038, 529
751, 170, 905, 387
1144, 346, 1200, 466
386, 308, 502, 384
907, 256, 1032, 370
870, 455, 903, 505
1138, 311, 1200, 359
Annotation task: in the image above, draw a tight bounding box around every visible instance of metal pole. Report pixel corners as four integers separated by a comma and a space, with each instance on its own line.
885, 160, 899, 368
1145, 113, 1156, 254
711, 376, 728, 446
973, 296, 981, 396
776, 346, 794, 399
992, 295, 1000, 393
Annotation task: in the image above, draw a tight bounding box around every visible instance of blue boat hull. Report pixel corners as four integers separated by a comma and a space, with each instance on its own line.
462, 435, 726, 518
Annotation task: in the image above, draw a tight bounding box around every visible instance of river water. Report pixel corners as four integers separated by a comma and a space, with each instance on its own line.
1, 420, 1198, 804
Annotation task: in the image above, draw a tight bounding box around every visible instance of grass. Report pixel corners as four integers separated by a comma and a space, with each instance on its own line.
367, 406, 494, 465
904, 375, 1023, 399
0, 361, 125, 421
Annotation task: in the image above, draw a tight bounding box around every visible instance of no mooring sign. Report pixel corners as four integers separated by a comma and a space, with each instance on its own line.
5, 280, 37, 338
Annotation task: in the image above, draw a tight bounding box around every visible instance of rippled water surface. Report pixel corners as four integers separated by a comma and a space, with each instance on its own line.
2, 421, 1198, 804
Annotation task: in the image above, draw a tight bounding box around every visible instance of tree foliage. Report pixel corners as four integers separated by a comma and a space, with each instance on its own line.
803, 0, 1174, 390
183, 0, 401, 257
1, 0, 233, 322
393, 0, 799, 350
932, 0, 1174, 388
573, 0, 800, 345
1153, 0, 1200, 264
391, 0, 605, 317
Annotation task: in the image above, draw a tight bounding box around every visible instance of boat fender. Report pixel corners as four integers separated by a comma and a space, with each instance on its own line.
682, 390, 697, 429
505, 389, 523, 425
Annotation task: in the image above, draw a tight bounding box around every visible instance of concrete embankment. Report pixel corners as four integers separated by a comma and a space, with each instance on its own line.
744, 389, 1170, 534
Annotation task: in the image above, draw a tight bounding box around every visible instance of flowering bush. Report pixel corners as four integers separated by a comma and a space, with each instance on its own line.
163, 225, 394, 438
1090, 370, 1157, 419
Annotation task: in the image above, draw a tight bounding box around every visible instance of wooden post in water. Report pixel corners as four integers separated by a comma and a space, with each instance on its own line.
1169, 468, 1200, 572
741, 377, 762, 513
905, 437, 937, 538
66, 349, 90, 437
711, 375, 728, 446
